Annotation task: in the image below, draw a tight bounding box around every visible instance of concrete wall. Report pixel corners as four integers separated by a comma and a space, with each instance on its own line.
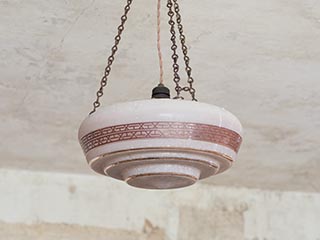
0, 169, 319, 240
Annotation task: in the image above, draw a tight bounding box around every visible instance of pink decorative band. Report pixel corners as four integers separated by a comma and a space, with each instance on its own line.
80, 121, 242, 154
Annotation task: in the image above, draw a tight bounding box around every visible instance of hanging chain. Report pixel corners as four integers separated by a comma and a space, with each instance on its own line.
167, 0, 197, 101
167, 0, 183, 99
90, 0, 133, 115
172, 0, 197, 101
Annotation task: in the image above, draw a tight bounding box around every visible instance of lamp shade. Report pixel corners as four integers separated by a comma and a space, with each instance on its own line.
78, 99, 242, 189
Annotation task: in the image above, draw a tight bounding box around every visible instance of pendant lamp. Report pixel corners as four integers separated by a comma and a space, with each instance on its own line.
78, 0, 243, 189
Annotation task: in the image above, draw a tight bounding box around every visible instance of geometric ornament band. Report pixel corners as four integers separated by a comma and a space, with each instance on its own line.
80, 121, 242, 154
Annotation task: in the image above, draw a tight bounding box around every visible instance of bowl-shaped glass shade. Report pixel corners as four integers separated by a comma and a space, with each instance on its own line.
78, 99, 243, 189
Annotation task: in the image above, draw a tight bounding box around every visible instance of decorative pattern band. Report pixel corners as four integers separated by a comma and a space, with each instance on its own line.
80, 121, 242, 154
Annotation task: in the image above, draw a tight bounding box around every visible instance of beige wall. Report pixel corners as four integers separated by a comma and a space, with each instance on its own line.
1, 0, 320, 239
1, 169, 319, 240
0, 0, 319, 193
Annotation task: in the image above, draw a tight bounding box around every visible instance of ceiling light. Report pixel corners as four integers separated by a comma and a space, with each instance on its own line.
78, 0, 243, 190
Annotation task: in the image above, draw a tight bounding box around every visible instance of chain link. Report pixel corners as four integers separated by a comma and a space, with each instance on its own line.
167, 0, 183, 99
90, 0, 133, 115
167, 0, 197, 101
89, 0, 197, 113
173, 0, 197, 101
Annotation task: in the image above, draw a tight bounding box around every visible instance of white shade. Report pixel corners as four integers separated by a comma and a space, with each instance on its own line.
79, 99, 243, 189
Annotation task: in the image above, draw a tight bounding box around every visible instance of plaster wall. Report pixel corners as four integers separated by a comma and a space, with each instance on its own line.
0, 169, 319, 240
0, 0, 319, 192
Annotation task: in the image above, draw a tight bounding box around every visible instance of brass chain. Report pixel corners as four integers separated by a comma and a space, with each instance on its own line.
167, 0, 183, 99
167, 0, 197, 101
173, 0, 197, 101
90, 0, 133, 115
